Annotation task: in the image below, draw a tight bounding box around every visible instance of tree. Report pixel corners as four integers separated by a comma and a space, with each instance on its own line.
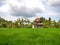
15, 18, 21, 28
57, 20, 60, 28
40, 17, 44, 23
49, 17, 51, 26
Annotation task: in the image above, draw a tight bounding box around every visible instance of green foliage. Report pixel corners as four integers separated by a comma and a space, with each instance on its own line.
49, 17, 51, 26
0, 17, 60, 28
0, 28, 60, 45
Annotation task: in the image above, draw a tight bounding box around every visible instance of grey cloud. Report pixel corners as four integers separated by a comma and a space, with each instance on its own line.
48, 0, 60, 14
51, 3, 60, 7
10, 6, 43, 18
49, 0, 60, 7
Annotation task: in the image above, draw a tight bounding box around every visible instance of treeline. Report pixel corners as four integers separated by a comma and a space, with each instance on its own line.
0, 17, 60, 28
0, 17, 32, 28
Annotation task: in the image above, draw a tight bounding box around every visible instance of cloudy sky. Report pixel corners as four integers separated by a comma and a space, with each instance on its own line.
0, 0, 60, 21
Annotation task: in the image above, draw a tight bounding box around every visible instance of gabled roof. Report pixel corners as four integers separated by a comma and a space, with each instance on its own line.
34, 18, 42, 23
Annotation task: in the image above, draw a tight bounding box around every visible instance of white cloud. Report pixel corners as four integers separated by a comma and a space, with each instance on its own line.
0, 0, 59, 21
0, 4, 10, 12
9, 0, 45, 17
20, 0, 45, 11
6, 0, 24, 7
0, 0, 46, 21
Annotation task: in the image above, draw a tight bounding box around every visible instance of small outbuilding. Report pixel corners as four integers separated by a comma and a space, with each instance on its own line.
32, 18, 43, 28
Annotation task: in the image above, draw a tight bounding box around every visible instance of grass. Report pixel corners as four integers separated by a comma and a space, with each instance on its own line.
0, 28, 60, 45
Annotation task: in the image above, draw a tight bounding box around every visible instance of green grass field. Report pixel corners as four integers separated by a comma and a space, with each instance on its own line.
0, 28, 60, 45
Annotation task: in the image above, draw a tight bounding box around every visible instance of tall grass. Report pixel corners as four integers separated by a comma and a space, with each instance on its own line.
0, 28, 60, 45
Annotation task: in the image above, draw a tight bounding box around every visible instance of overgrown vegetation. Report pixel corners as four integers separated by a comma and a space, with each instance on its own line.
0, 17, 60, 28
0, 28, 60, 45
